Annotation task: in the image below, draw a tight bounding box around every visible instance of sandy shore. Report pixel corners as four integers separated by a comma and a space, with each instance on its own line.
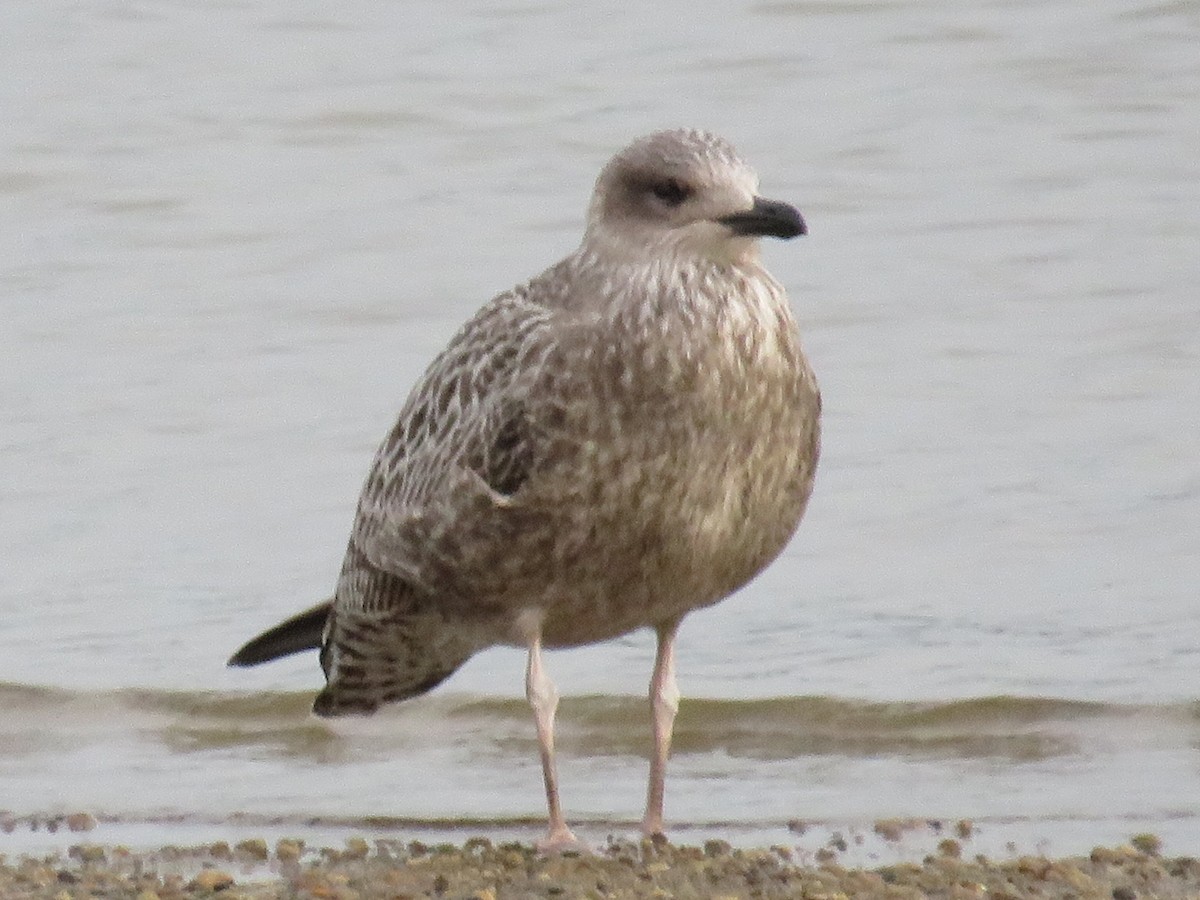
2, 833, 1198, 899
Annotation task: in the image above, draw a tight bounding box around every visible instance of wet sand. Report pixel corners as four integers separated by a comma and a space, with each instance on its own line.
3, 833, 1197, 899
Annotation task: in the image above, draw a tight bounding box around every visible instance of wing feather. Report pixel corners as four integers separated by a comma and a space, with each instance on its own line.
338, 290, 558, 612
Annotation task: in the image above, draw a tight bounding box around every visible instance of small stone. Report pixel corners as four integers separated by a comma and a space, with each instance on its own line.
66, 812, 97, 833
703, 839, 732, 858
21, 864, 55, 888
464, 837, 493, 854
1016, 856, 1051, 879
845, 871, 888, 893
189, 869, 234, 892
1130, 833, 1162, 856
304, 871, 355, 899
72, 844, 107, 864
948, 885, 984, 899
1047, 862, 1098, 892
234, 838, 269, 861
1107, 844, 1145, 863
874, 819, 905, 842
938, 838, 962, 858
1092, 846, 1119, 865
276, 838, 304, 862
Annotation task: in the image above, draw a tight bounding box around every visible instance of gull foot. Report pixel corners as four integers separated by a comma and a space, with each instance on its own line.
535, 826, 589, 855
640, 817, 669, 842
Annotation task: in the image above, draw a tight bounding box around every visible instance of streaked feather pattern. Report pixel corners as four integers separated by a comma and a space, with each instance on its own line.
231, 129, 820, 727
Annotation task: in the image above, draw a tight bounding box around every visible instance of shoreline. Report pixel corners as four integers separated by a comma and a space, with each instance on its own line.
2, 830, 1198, 899
4, 810, 1197, 861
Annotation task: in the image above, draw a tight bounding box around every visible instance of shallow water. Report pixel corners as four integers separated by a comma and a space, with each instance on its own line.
1, 683, 1197, 858
2, 0, 1198, 855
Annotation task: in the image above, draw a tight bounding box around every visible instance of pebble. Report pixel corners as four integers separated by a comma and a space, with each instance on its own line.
938, 838, 963, 858
275, 838, 303, 862
873, 818, 907, 842
70, 844, 106, 864
234, 838, 268, 861
1132, 832, 1164, 856
65, 812, 97, 833
188, 869, 234, 891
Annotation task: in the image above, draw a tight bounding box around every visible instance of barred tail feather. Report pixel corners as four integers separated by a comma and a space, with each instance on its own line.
311, 610, 474, 718
312, 666, 459, 717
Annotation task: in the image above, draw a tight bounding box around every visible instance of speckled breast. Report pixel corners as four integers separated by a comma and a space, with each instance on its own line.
529, 269, 821, 647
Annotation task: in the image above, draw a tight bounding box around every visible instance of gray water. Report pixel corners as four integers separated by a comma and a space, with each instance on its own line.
2, 0, 1198, 859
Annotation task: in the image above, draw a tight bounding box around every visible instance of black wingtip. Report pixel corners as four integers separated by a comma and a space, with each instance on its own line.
227, 601, 332, 667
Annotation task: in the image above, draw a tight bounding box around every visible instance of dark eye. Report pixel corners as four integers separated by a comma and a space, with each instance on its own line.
649, 178, 691, 207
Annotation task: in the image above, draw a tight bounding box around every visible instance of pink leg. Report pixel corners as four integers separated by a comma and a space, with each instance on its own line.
526, 634, 579, 851
641, 619, 681, 837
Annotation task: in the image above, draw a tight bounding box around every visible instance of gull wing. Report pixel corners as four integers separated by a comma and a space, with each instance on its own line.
341, 290, 561, 612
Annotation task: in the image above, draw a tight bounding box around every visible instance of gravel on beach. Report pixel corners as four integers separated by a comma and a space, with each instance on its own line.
2, 833, 1198, 900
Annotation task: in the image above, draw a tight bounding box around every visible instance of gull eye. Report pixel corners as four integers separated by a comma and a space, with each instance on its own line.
649, 178, 691, 207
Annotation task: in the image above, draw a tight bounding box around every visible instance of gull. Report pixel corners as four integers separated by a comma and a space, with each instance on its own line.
229, 128, 820, 850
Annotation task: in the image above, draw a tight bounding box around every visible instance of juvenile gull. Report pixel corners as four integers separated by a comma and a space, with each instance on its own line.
229, 129, 820, 849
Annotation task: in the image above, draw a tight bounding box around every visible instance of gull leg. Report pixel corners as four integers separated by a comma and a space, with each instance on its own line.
526, 633, 579, 850
641, 618, 682, 837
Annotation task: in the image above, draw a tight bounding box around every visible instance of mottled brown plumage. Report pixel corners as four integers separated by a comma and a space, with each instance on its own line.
230, 129, 820, 848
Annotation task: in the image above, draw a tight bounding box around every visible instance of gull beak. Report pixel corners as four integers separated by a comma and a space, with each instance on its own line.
718, 197, 807, 239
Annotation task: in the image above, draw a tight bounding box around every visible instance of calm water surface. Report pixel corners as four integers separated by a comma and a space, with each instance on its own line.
1, 0, 1198, 857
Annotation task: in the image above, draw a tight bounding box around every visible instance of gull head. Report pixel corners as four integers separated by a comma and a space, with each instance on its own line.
584, 129, 806, 266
